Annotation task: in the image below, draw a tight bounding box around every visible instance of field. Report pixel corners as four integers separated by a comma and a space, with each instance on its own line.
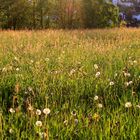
0, 29, 140, 140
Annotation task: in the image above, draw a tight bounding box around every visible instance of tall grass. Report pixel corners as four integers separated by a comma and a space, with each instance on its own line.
0, 29, 140, 140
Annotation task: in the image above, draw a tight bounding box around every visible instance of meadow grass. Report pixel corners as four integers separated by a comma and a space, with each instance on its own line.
0, 29, 140, 140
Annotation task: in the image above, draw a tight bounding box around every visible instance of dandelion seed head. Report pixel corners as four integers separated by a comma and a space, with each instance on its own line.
94, 95, 99, 101
43, 108, 50, 115
35, 121, 42, 127
9, 128, 14, 134
109, 81, 114, 86
36, 109, 41, 115
71, 111, 77, 116
39, 132, 47, 138
125, 102, 132, 108
94, 64, 98, 69
98, 103, 103, 108
74, 119, 78, 125
136, 105, 140, 109
9, 108, 15, 113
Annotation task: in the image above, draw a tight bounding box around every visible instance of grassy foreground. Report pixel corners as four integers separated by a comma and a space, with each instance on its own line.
0, 29, 140, 140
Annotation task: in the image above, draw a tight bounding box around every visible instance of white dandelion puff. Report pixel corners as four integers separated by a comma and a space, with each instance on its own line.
95, 72, 100, 78
43, 108, 50, 115
98, 103, 103, 108
9, 108, 15, 113
125, 102, 132, 108
36, 109, 41, 116
109, 81, 114, 86
94, 64, 98, 69
94, 95, 99, 101
35, 121, 42, 127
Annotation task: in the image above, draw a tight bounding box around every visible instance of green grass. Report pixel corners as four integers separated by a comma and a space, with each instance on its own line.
0, 29, 140, 140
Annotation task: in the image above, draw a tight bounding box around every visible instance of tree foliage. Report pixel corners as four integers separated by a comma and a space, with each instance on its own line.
0, 0, 119, 29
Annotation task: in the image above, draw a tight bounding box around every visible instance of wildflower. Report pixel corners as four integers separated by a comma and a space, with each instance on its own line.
132, 91, 136, 96
43, 108, 50, 115
125, 82, 129, 87
94, 95, 99, 101
39, 132, 47, 138
136, 105, 140, 109
71, 111, 77, 116
98, 103, 103, 108
125, 81, 133, 87
70, 69, 76, 75
2, 67, 7, 72
74, 119, 78, 125
63, 120, 68, 126
28, 105, 34, 111
28, 86, 32, 92
114, 73, 118, 77
125, 102, 132, 108
62, 51, 65, 54
109, 81, 114, 86
9, 108, 15, 113
94, 64, 98, 69
14, 57, 18, 61
128, 81, 133, 85
16, 68, 19, 71
35, 121, 42, 127
93, 113, 100, 121
9, 128, 14, 134
95, 72, 100, 78
45, 58, 49, 61
30, 60, 34, 63
36, 109, 41, 116
124, 72, 131, 77
133, 60, 137, 64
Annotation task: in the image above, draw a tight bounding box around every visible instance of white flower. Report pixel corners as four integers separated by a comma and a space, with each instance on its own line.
136, 105, 140, 109
28, 86, 32, 91
125, 102, 132, 108
70, 69, 76, 75
133, 60, 137, 64
128, 81, 133, 85
125, 82, 129, 87
35, 121, 42, 127
95, 72, 100, 78
9, 108, 15, 113
45, 58, 49, 61
36, 109, 41, 115
16, 68, 20, 71
43, 108, 50, 115
2, 67, 7, 72
30, 60, 34, 63
63, 120, 68, 125
9, 128, 14, 134
71, 111, 77, 116
94, 95, 99, 101
109, 81, 114, 86
125, 81, 133, 87
98, 103, 103, 108
124, 72, 131, 77
74, 119, 78, 125
39, 132, 47, 138
94, 64, 98, 69
28, 105, 33, 111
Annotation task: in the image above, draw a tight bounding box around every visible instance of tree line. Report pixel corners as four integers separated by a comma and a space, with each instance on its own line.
0, 0, 119, 29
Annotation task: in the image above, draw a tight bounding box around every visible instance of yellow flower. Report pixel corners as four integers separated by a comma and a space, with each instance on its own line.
93, 113, 100, 121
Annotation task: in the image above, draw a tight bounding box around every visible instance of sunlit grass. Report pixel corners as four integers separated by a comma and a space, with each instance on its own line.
0, 28, 140, 139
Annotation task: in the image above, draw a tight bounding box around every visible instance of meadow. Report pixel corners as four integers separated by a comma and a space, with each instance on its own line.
0, 29, 140, 140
